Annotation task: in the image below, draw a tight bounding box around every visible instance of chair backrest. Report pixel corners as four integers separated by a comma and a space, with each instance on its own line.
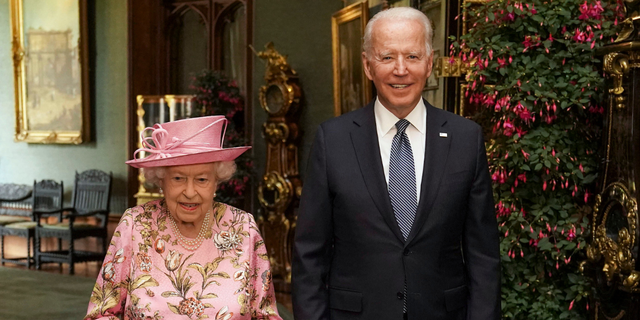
0, 183, 32, 217
32, 179, 63, 212
71, 170, 112, 220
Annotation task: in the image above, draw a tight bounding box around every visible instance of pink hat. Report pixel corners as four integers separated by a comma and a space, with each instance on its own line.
126, 116, 250, 168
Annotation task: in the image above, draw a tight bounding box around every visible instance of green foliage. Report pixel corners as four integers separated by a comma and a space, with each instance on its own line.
452, 0, 622, 318
190, 70, 254, 208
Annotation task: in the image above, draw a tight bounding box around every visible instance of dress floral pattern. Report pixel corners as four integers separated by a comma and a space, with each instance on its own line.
85, 199, 281, 320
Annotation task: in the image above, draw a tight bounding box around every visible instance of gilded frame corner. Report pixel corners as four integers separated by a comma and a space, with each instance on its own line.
10, 0, 91, 144
332, 0, 372, 117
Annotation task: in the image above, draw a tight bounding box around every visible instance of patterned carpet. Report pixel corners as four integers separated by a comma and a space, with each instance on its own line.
0, 266, 294, 319
0, 267, 94, 319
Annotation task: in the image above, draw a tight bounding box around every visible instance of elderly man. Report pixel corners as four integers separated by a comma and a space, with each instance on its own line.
292, 7, 500, 320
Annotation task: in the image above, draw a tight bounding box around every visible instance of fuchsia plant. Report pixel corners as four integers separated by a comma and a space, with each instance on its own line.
452, 0, 622, 318
190, 70, 254, 209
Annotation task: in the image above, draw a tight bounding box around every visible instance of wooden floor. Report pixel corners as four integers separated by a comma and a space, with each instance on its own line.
1, 233, 102, 278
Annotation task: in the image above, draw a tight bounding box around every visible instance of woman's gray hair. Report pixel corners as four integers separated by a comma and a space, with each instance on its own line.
362, 7, 434, 58
144, 161, 237, 188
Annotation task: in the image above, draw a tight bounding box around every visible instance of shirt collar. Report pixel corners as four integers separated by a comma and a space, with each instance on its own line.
374, 97, 426, 136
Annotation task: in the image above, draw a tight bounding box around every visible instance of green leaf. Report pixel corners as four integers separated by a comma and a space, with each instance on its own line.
538, 238, 552, 251
583, 174, 597, 184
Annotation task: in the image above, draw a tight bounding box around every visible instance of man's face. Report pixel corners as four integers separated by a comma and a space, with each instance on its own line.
362, 19, 433, 117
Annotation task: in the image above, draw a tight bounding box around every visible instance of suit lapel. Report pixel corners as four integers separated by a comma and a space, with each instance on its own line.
405, 102, 451, 246
350, 103, 405, 243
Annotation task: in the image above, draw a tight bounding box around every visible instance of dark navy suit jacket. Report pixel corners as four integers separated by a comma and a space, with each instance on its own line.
292, 100, 500, 320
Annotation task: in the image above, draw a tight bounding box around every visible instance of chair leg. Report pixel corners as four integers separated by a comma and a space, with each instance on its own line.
35, 231, 41, 270
59, 237, 64, 272
26, 232, 33, 269
69, 238, 74, 275
0, 234, 4, 266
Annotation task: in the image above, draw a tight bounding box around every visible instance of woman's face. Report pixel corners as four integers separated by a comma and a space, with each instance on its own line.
161, 163, 217, 224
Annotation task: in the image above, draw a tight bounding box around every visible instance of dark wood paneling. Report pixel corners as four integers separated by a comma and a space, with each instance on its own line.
127, 0, 166, 207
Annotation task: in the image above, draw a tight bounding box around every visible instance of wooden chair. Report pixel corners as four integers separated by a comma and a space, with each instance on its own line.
35, 170, 112, 274
0, 183, 34, 267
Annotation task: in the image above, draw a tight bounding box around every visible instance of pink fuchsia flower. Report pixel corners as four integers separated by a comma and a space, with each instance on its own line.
522, 35, 540, 50
579, 0, 604, 21
502, 119, 515, 137
518, 107, 532, 123
514, 126, 527, 138
495, 201, 511, 217
517, 173, 527, 183
573, 28, 587, 42
491, 168, 507, 184
497, 57, 507, 69
503, 12, 516, 22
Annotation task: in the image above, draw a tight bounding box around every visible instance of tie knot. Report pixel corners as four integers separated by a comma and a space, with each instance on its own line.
395, 119, 410, 135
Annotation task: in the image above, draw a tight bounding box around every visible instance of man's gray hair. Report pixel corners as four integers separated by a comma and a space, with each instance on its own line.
362, 7, 434, 58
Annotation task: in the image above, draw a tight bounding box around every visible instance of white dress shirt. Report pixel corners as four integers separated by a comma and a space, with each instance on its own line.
375, 98, 426, 205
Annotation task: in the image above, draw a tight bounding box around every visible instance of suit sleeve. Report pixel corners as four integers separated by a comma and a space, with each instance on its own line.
292, 125, 333, 320
463, 126, 501, 320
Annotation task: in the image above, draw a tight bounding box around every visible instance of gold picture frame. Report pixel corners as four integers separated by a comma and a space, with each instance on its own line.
10, 0, 90, 144
332, 1, 372, 116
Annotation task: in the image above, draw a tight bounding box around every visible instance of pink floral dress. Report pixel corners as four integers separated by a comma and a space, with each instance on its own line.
85, 199, 282, 320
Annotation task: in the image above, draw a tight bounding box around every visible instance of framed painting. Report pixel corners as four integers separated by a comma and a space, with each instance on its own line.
332, 1, 372, 116
10, 0, 90, 144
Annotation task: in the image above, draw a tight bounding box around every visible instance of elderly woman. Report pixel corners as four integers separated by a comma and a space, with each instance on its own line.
85, 116, 282, 320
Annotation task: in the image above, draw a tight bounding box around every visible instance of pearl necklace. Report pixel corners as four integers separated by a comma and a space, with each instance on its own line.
168, 209, 211, 251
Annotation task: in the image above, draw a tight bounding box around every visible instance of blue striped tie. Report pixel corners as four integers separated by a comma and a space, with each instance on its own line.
389, 119, 417, 240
